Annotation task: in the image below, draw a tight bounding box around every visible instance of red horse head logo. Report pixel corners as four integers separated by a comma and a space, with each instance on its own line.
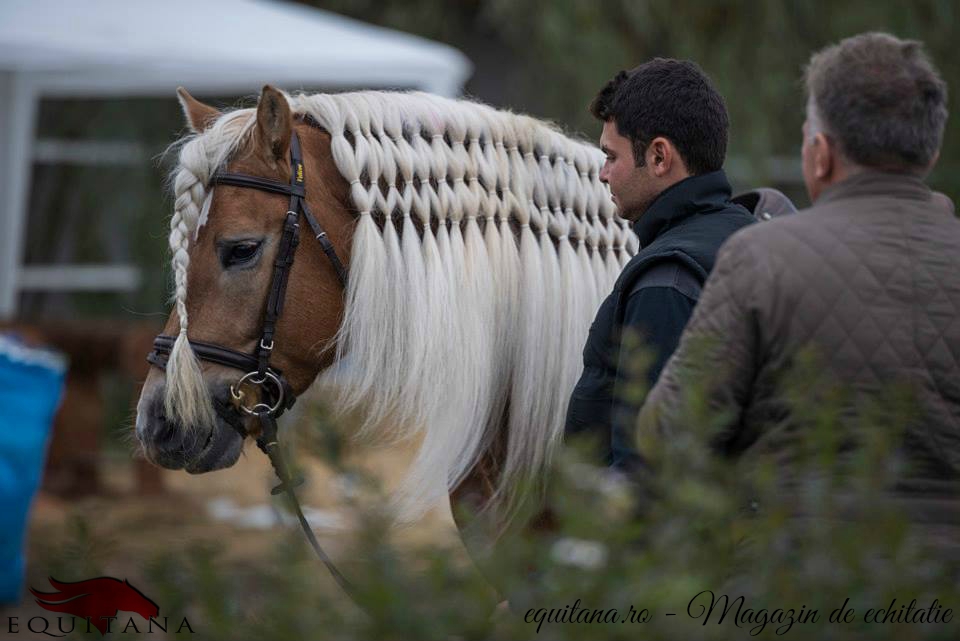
30, 576, 160, 635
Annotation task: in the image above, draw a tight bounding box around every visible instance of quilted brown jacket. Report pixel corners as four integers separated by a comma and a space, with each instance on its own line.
637, 170, 960, 549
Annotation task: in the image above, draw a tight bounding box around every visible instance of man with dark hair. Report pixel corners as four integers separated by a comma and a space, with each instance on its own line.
564, 58, 755, 471
638, 33, 959, 549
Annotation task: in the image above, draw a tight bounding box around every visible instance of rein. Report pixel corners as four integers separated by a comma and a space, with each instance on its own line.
147, 130, 357, 601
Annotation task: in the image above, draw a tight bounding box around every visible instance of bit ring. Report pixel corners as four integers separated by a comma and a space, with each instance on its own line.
230, 370, 284, 416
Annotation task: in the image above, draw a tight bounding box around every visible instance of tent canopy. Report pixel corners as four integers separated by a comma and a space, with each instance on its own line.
0, 0, 471, 96
0, 0, 471, 317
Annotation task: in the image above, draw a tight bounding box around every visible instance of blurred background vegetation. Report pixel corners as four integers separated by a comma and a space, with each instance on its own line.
313, 0, 959, 202
22, 0, 958, 320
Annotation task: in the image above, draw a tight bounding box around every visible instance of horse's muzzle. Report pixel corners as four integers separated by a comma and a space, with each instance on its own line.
135, 383, 246, 473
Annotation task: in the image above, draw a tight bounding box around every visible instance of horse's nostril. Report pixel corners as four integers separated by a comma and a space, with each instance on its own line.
153, 421, 178, 449
142, 394, 185, 453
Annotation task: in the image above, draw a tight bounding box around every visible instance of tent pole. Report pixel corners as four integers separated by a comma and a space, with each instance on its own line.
0, 72, 37, 319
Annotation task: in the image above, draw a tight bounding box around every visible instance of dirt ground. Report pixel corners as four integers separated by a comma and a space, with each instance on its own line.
9, 423, 477, 635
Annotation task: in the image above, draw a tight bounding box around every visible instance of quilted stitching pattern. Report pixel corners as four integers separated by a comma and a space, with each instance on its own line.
640, 173, 960, 526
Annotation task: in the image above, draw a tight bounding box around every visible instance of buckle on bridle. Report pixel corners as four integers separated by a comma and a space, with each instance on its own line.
229, 370, 285, 416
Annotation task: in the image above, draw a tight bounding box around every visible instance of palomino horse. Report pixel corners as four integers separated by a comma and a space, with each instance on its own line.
135, 85, 635, 546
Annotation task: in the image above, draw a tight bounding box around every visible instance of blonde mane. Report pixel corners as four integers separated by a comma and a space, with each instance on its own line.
165, 90, 637, 522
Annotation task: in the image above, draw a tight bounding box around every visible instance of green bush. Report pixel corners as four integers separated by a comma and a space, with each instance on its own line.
40, 348, 960, 640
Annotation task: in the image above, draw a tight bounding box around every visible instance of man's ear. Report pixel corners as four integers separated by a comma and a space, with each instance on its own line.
925, 149, 941, 176
255, 85, 292, 164
176, 87, 221, 134
646, 137, 687, 178
812, 132, 835, 180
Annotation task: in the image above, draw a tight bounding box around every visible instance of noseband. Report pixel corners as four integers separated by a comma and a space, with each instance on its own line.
146, 130, 356, 599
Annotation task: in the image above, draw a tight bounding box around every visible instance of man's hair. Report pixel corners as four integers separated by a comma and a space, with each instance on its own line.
805, 32, 948, 172
589, 58, 729, 175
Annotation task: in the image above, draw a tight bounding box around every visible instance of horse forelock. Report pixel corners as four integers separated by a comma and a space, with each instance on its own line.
163, 109, 257, 430
163, 89, 637, 526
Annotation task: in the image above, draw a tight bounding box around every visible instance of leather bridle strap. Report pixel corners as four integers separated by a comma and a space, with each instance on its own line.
147, 130, 358, 603
212, 134, 349, 289
208, 132, 347, 380
146, 333, 296, 416
148, 132, 349, 410
258, 210, 299, 375
148, 334, 258, 373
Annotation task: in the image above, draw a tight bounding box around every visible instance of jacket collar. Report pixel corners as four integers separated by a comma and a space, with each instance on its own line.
815, 169, 932, 207
632, 169, 735, 246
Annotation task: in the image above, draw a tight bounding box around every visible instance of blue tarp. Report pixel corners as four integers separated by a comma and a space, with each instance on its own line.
0, 334, 66, 604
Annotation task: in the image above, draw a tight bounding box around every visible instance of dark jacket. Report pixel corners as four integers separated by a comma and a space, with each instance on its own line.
639, 171, 960, 556
564, 169, 755, 469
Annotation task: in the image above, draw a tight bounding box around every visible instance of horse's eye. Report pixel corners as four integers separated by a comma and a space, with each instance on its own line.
219, 241, 263, 269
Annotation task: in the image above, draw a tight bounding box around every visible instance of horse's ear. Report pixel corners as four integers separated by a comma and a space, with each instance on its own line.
255, 85, 292, 163
176, 87, 220, 134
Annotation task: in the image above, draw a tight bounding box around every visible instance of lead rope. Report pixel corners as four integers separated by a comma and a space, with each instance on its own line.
254, 410, 359, 602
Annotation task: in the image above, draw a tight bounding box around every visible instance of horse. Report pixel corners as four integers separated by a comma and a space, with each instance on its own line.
134, 84, 636, 557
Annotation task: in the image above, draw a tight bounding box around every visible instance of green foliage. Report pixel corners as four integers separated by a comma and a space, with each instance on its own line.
33, 516, 111, 582
311, 0, 959, 203
39, 348, 960, 640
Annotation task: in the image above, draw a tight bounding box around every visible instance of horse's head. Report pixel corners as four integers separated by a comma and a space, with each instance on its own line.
135, 86, 352, 473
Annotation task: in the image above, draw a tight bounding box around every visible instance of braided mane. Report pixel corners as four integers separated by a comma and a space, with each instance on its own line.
166, 90, 637, 522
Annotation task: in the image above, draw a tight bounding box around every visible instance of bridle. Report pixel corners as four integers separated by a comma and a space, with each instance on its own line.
146, 129, 355, 599
148, 130, 347, 417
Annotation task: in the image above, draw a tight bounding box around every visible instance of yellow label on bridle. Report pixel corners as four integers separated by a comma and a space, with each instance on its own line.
296, 163, 304, 183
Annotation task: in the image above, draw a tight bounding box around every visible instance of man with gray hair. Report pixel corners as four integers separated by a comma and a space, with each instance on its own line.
636, 33, 959, 549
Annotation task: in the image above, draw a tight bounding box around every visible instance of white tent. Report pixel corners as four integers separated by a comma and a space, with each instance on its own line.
0, 0, 472, 317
